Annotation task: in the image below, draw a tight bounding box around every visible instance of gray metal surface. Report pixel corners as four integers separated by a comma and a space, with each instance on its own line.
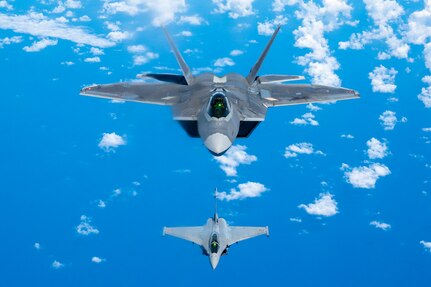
80, 26, 359, 155
163, 213, 269, 269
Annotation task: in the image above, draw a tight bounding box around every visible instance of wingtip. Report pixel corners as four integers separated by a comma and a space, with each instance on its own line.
162, 227, 166, 236
266, 226, 270, 237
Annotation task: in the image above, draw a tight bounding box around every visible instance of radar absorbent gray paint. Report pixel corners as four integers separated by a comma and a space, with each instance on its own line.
80, 25, 360, 155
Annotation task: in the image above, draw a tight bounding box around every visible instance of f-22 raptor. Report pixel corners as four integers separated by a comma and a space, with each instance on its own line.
80, 26, 359, 155
163, 203, 269, 269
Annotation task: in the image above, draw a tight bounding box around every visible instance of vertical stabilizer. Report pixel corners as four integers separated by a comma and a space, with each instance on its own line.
246, 25, 281, 84
214, 189, 219, 222
163, 27, 194, 85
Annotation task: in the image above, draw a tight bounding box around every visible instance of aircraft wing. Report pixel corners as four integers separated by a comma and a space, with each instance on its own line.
259, 84, 360, 107
227, 226, 269, 245
163, 227, 205, 245
80, 82, 184, 106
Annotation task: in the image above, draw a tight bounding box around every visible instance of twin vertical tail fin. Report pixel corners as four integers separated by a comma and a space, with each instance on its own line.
214, 188, 219, 222
163, 27, 194, 85
246, 25, 281, 85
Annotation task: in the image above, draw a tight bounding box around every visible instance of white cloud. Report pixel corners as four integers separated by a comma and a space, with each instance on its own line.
179, 30, 192, 37
370, 220, 391, 231
298, 193, 338, 217
178, 15, 206, 25
419, 76, 431, 108
98, 132, 125, 151
0, 1, 13, 10
76, 215, 99, 236
257, 15, 287, 36
214, 57, 235, 67
290, 112, 319, 126
23, 38, 58, 52
338, 0, 409, 60
272, 0, 298, 12
90, 47, 104, 55
214, 145, 257, 177
79, 15, 91, 22
102, 0, 187, 26
306, 103, 321, 111
290, 0, 354, 86
91, 256, 106, 263
366, 138, 388, 159
133, 52, 159, 65
0, 36, 22, 48
368, 65, 397, 93
284, 142, 323, 158
51, 260, 65, 269
61, 61, 74, 66
212, 0, 255, 19
97, 200, 106, 208
216, 182, 268, 201
289, 217, 302, 223
0, 12, 115, 48
65, 0, 82, 9
84, 56, 101, 63
343, 163, 391, 189
127, 44, 147, 53
341, 134, 354, 139
423, 128, 431, 132
420, 240, 431, 253
107, 31, 130, 42
379, 110, 397, 130
229, 49, 243, 56
34, 242, 41, 249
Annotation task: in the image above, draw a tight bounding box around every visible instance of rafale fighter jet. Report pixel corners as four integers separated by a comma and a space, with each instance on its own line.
80, 26, 359, 155
163, 201, 269, 269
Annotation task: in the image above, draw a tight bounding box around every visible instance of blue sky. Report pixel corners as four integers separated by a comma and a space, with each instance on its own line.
1, 0, 431, 286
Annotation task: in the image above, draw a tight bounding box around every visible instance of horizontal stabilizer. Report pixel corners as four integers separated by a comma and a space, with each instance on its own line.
137, 73, 188, 85
256, 74, 305, 84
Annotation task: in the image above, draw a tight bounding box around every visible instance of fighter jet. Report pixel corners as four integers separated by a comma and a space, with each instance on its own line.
163, 200, 269, 269
80, 25, 359, 155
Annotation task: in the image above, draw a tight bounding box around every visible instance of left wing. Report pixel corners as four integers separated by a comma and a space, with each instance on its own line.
163, 226, 205, 245
80, 82, 184, 106
259, 84, 360, 107
227, 226, 269, 246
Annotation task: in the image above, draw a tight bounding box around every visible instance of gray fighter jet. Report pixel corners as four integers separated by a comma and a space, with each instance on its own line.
80, 26, 359, 155
163, 206, 269, 269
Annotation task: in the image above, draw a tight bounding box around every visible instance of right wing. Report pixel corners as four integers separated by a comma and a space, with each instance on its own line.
260, 84, 360, 107
163, 227, 205, 245
227, 226, 269, 246
80, 82, 184, 106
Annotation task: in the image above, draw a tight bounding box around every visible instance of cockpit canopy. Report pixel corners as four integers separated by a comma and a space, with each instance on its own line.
208, 93, 230, 118
209, 234, 219, 254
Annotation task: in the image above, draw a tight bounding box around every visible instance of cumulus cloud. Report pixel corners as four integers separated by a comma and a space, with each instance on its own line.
212, 0, 255, 19
342, 163, 391, 189
91, 256, 106, 263
216, 182, 268, 201
214, 57, 235, 67
288, 0, 354, 86
368, 65, 397, 93
84, 56, 101, 63
90, 47, 104, 55
366, 138, 388, 159
290, 112, 319, 126
178, 30, 192, 37
229, 49, 243, 56
298, 193, 338, 217
420, 240, 431, 253
102, 0, 187, 26
127, 44, 158, 65
98, 132, 125, 151
178, 15, 206, 25
76, 215, 99, 236
0, 12, 115, 47
370, 220, 391, 231
341, 134, 354, 139
419, 75, 431, 108
51, 260, 65, 269
22, 38, 58, 52
423, 128, 431, 132
0, 0, 13, 10
0, 36, 22, 48
379, 110, 397, 130
214, 145, 257, 176
338, 0, 409, 60
284, 142, 324, 158
34, 242, 41, 250
257, 15, 287, 36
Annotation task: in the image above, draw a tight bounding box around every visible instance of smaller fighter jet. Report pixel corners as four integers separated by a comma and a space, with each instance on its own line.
163, 197, 269, 269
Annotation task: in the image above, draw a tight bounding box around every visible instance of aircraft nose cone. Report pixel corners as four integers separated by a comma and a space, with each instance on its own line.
204, 133, 232, 156
210, 254, 220, 270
